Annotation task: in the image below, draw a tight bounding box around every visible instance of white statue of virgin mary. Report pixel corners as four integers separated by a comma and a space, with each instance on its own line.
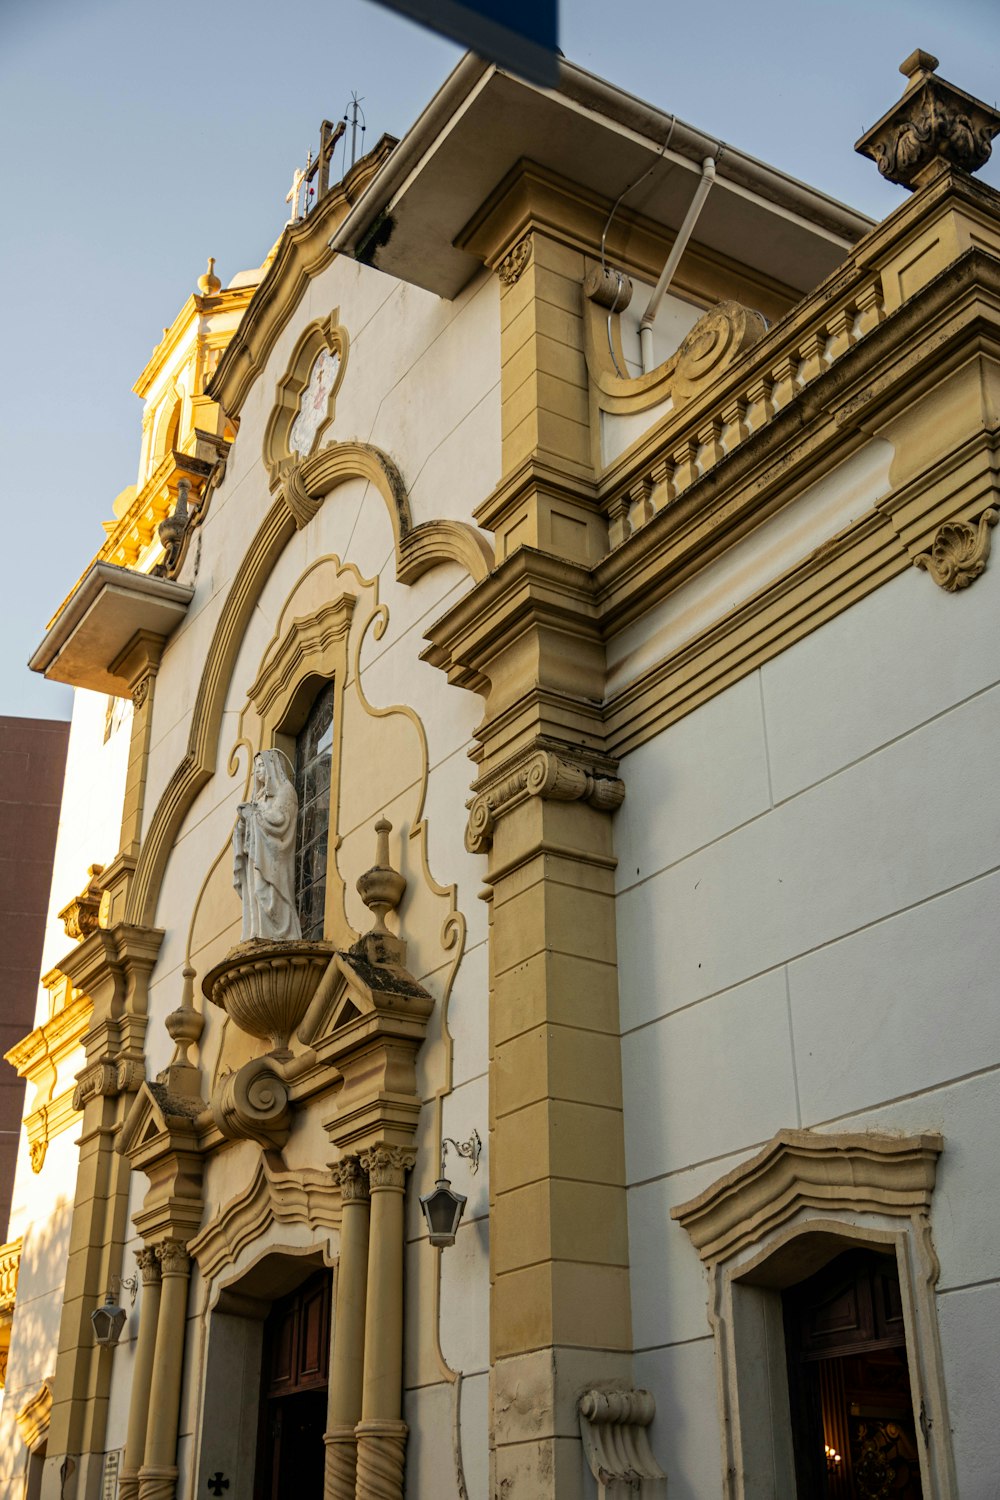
232, 749, 302, 941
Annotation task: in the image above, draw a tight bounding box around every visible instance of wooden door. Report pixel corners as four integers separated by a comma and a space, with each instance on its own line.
783, 1250, 924, 1499
254, 1269, 331, 1500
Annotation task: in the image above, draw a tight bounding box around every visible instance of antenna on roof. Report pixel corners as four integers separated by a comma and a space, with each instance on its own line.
343, 92, 366, 170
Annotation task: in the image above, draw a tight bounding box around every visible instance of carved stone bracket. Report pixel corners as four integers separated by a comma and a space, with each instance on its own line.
498, 238, 532, 287
73, 1055, 120, 1111
914, 508, 997, 590
59, 864, 105, 941
210, 1054, 293, 1151
578, 1389, 667, 1498
274, 457, 321, 531
466, 743, 625, 853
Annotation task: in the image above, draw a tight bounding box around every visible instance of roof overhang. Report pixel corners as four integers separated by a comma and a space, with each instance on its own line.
332, 56, 873, 300
29, 563, 193, 696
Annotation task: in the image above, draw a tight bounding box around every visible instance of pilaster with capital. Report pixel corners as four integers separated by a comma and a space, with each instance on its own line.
43, 923, 163, 1500
120, 1248, 163, 1500
354, 1147, 415, 1500
325, 1157, 371, 1500
138, 1241, 191, 1500
424, 542, 636, 1493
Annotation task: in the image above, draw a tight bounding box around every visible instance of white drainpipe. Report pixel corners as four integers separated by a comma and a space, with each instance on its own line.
639, 155, 717, 374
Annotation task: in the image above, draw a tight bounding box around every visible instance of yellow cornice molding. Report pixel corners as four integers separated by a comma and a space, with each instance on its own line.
133, 283, 259, 400
5, 991, 91, 1084
594, 246, 1000, 639
427, 242, 1000, 764
210, 136, 397, 420
47, 448, 213, 628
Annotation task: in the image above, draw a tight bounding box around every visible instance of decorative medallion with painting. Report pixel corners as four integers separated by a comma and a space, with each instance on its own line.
289, 348, 340, 457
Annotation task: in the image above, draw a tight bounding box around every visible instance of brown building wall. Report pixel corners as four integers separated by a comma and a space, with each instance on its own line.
0, 715, 70, 1233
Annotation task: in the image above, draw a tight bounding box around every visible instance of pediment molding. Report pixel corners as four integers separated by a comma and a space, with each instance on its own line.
672, 1127, 943, 1266
189, 1149, 341, 1284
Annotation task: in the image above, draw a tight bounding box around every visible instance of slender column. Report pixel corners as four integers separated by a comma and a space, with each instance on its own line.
325, 1157, 371, 1500
138, 1240, 190, 1500
354, 1146, 415, 1500
119, 1248, 162, 1500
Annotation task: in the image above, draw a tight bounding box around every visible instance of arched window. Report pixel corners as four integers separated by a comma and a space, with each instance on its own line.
294, 684, 334, 940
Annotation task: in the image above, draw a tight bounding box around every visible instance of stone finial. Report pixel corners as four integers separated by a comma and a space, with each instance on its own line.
354, 818, 407, 966
197, 256, 222, 296
356, 818, 406, 934
162, 964, 204, 1097
856, 51, 1000, 189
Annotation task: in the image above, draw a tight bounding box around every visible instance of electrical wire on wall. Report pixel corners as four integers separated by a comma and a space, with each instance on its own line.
598, 117, 676, 377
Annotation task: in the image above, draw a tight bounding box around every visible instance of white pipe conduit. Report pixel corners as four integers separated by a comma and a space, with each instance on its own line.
639, 154, 717, 374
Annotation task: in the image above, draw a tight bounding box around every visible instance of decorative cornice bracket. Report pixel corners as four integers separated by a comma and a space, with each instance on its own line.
466, 742, 625, 853
914, 507, 997, 590
578, 1388, 667, 1498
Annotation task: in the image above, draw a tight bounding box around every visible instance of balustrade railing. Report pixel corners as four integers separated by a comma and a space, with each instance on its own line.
604, 271, 887, 549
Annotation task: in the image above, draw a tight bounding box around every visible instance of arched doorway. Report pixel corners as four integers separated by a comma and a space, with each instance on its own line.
783, 1249, 923, 1498
253, 1267, 331, 1500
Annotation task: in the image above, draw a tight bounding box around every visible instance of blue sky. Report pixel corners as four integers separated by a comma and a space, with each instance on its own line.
2, 0, 998, 718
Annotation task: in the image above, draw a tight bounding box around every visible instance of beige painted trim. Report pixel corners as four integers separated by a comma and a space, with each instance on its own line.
188, 1151, 341, 1285
672, 1129, 957, 1500
5, 991, 90, 1083
125, 443, 490, 931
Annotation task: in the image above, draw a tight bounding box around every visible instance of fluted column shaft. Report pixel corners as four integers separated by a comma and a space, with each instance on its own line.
355, 1146, 415, 1500
119, 1248, 162, 1500
325, 1157, 371, 1500
138, 1240, 190, 1500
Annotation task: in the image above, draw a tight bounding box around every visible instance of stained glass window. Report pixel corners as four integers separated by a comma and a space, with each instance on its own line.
294, 683, 334, 941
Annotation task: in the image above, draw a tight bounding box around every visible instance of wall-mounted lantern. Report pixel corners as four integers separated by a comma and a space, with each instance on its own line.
90, 1271, 137, 1347
419, 1129, 481, 1250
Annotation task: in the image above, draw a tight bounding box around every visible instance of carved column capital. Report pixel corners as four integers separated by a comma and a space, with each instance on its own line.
155, 1239, 190, 1278
333, 1155, 371, 1202
466, 742, 625, 853
135, 1246, 162, 1284
358, 1146, 416, 1191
